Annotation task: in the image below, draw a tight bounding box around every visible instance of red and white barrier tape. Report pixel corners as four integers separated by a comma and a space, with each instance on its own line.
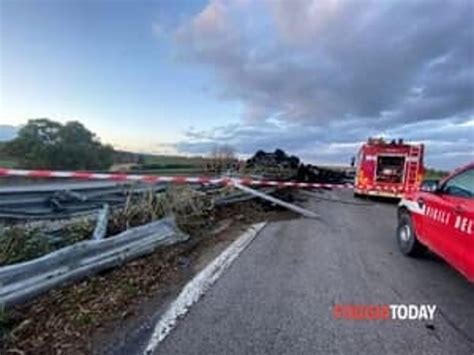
0, 168, 352, 189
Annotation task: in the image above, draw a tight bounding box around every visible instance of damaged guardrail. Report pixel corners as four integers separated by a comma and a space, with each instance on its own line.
213, 187, 277, 206
0, 217, 188, 308
232, 181, 320, 219
0, 182, 168, 220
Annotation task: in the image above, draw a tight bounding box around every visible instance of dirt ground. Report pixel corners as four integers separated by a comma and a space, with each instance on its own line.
0, 196, 299, 355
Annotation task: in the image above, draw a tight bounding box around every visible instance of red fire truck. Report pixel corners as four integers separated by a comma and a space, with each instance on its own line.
354, 138, 424, 198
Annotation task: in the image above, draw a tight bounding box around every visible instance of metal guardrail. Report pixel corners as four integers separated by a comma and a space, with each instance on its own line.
0, 178, 306, 308
232, 182, 320, 218
0, 217, 188, 308
0, 182, 168, 220
213, 187, 276, 205
0, 180, 268, 220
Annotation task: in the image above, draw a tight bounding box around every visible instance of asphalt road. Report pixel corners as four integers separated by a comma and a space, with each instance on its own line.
151, 189, 474, 355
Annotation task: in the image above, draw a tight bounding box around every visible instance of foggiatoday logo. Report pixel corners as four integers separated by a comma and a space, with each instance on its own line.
333, 304, 437, 321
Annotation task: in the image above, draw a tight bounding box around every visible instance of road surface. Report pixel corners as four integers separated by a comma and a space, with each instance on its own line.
149, 190, 474, 355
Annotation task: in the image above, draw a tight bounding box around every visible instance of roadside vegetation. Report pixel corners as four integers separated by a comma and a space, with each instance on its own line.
0, 189, 294, 354
112, 154, 211, 174
0, 142, 18, 168
0, 186, 214, 266
0, 119, 213, 176
115, 144, 238, 176
0, 221, 94, 266
424, 168, 450, 180
4, 119, 114, 170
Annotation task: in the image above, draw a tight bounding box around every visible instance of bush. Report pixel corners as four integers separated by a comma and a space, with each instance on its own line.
6, 119, 114, 170
0, 220, 94, 266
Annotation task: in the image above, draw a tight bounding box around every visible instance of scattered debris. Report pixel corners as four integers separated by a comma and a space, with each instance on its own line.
296, 164, 348, 184
91, 204, 109, 240
0, 221, 93, 266
245, 149, 299, 180
246, 149, 300, 170
211, 219, 233, 235
425, 323, 436, 331
0, 199, 298, 354
244, 148, 352, 185
144, 222, 267, 353
0, 218, 187, 308
0, 186, 212, 266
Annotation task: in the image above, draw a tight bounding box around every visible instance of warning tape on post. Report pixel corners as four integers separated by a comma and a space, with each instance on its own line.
0, 168, 353, 189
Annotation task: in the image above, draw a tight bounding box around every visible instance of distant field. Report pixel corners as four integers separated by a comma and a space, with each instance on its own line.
111, 154, 213, 176
0, 159, 18, 168
424, 168, 450, 180
131, 168, 210, 176
144, 155, 210, 166
1, 152, 211, 175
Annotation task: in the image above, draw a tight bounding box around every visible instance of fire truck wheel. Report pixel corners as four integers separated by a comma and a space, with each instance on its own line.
397, 211, 426, 257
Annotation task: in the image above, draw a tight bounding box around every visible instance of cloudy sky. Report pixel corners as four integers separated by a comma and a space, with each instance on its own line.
1, 0, 473, 169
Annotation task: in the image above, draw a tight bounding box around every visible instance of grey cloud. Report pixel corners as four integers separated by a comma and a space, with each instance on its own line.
175, 119, 473, 169
175, 0, 473, 125
172, 0, 473, 169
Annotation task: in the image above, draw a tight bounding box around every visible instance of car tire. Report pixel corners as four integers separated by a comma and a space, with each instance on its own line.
397, 211, 426, 257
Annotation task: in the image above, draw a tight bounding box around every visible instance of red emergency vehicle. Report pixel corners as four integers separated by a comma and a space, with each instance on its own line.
397, 162, 474, 282
354, 138, 424, 198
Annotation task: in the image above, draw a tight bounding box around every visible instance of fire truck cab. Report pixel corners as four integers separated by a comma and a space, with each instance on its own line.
354, 138, 424, 198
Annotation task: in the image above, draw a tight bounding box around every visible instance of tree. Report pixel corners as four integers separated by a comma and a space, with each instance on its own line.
289, 155, 300, 169
274, 148, 287, 162
209, 144, 236, 173
137, 154, 146, 165
6, 118, 114, 170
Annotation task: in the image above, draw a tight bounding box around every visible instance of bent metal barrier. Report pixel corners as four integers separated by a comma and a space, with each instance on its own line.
0, 168, 352, 189
0, 168, 347, 308
0, 218, 188, 308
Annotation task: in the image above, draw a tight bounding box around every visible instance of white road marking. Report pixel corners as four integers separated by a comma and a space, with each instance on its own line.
143, 222, 267, 354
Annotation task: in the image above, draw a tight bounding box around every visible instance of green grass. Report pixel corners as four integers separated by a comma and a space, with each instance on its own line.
119, 154, 213, 175
0, 305, 10, 340
0, 151, 212, 172
134, 168, 208, 176
144, 154, 210, 167
0, 159, 18, 168
0, 221, 93, 266
0, 306, 8, 326
424, 168, 449, 180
